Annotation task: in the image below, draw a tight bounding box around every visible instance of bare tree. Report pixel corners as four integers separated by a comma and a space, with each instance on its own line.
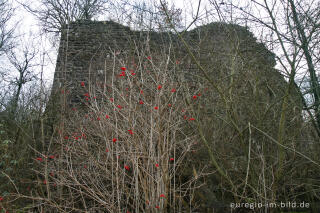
287, 0, 320, 132
220, 0, 320, 136
22, 0, 107, 34
0, 0, 14, 56
6, 41, 38, 115
154, 0, 183, 31
0, 0, 15, 112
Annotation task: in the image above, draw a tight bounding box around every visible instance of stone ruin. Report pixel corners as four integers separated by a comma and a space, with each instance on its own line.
45, 20, 303, 211
47, 19, 301, 131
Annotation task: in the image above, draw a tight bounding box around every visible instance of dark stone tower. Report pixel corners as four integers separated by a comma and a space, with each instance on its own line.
50, 20, 139, 106
47, 19, 301, 132
48, 20, 180, 112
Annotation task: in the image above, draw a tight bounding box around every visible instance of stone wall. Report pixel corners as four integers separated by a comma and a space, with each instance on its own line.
50, 20, 181, 106
49, 20, 280, 106
47, 19, 301, 132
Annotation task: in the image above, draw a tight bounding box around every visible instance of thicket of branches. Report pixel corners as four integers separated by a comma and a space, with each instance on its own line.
0, 0, 320, 212
24, 46, 209, 212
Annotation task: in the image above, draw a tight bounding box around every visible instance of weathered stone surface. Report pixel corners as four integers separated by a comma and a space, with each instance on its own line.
48, 20, 291, 106
47, 18, 303, 170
